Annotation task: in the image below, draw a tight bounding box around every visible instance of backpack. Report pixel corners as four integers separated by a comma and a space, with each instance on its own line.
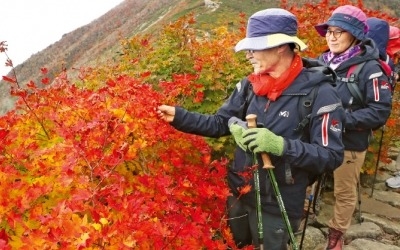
362, 17, 397, 101
338, 59, 395, 107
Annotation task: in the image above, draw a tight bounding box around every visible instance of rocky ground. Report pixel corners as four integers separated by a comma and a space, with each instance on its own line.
295, 147, 400, 250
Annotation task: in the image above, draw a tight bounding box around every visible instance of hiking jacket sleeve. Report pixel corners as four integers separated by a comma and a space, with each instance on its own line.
169, 79, 246, 138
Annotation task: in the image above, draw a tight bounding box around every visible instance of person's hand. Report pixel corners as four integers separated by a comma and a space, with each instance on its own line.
242, 128, 284, 156
228, 117, 248, 151
157, 105, 176, 123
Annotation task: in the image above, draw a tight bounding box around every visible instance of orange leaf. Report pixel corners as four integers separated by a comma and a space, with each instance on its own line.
238, 184, 252, 195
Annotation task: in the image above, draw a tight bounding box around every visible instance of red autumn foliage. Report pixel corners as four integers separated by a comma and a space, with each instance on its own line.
0, 72, 239, 249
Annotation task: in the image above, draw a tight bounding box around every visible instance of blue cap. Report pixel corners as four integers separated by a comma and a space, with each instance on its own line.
235, 8, 307, 52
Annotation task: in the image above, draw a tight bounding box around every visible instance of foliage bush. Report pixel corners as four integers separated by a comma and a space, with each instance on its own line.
0, 70, 235, 248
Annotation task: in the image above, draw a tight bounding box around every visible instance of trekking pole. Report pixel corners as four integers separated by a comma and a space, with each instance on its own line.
357, 181, 364, 223
370, 125, 385, 197
246, 115, 265, 250
312, 173, 327, 216
246, 114, 299, 250
299, 181, 317, 249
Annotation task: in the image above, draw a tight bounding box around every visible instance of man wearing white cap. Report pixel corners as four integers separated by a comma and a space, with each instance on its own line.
158, 8, 345, 249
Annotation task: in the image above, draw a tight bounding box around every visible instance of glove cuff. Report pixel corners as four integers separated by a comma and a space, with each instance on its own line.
278, 138, 287, 156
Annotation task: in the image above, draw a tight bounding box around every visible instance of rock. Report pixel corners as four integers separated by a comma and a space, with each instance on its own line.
348, 238, 400, 250
298, 150, 400, 250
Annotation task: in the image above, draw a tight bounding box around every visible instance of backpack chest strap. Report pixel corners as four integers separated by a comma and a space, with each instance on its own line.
338, 62, 367, 106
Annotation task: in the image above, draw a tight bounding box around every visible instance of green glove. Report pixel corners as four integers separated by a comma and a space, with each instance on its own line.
228, 117, 248, 151
242, 127, 285, 156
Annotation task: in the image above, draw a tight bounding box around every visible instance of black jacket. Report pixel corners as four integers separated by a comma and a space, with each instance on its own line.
319, 39, 392, 151
170, 58, 345, 219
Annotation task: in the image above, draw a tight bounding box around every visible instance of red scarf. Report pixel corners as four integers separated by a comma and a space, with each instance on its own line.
248, 54, 303, 101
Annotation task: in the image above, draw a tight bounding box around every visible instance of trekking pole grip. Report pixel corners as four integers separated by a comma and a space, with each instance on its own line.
246, 114, 274, 169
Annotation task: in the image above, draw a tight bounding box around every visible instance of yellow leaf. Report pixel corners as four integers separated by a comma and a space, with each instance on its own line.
123, 235, 136, 247
69, 213, 88, 232
92, 223, 102, 231
82, 214, 88, 227
25, 219, 41, 230
76, 232, 90, 247
100, 217, 108, 225
126, 145, 138, 159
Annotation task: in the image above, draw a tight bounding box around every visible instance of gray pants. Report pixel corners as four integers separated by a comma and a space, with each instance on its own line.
227, 195, 300, 250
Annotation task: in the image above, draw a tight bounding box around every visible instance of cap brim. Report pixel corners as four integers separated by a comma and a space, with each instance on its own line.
235, 33, 307, 52
315, 20, 365, 40
315, 23, 329, 37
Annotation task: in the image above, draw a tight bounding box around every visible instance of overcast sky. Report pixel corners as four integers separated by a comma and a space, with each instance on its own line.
0, 0, 125, 77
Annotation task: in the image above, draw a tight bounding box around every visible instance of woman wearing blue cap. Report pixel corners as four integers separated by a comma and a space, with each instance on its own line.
315, 5, 392, 250
158, 8, 345, 249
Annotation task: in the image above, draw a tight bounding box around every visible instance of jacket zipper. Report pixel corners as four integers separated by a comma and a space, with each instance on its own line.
264, 100, 271, 113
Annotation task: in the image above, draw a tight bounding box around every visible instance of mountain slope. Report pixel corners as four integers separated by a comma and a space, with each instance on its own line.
0, 0, 184, 114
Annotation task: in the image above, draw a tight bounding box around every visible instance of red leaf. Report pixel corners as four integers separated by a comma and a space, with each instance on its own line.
41, 77, 50, 84
0, 128, 9, 140
140, 38, 149, 47
26, 80, 37, 89
140, 71, 151, 78
106, 79, 116, 87
40, 67, 48, 74
10, 88, 27, 98
5, 58, 13, 67
0, 229, 8, 244
2, 76, 16, 84
0, 41, 7, 52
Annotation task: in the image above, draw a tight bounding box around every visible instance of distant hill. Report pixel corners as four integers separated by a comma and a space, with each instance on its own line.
0, 0, 398, 114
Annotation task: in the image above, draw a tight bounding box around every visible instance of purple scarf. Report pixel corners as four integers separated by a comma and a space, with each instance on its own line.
322, 45, 362, 70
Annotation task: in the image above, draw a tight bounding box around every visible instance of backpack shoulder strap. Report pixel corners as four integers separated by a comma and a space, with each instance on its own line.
378, 58, 395, 94
285, 85, 319, 185
294, 85, 319, 135
345, 60, 394, 105
345, 62, 366, 106
238, 77, 254, 120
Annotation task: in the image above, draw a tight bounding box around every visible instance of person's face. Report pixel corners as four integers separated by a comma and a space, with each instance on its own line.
325, 26, 355, 54
246, 46, 280, 74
